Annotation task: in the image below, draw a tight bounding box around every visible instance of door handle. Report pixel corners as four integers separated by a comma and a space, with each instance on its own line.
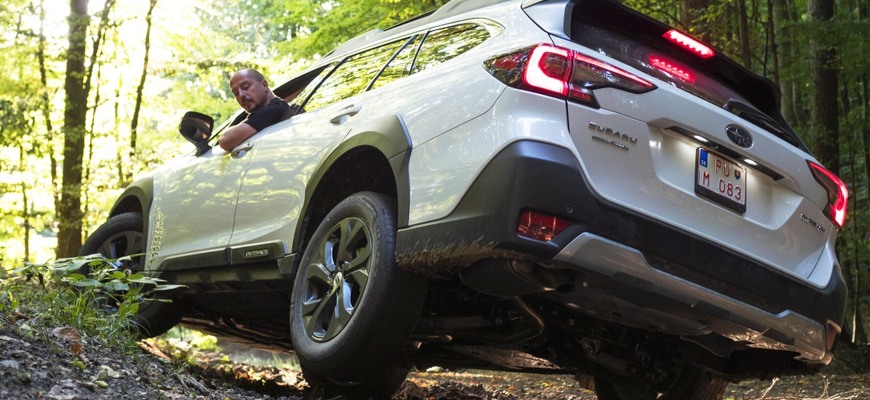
231, 142, 255, 158
329, 104, 362, 125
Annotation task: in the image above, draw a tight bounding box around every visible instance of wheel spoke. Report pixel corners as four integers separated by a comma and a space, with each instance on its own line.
101, 237, 122, 258
304, 289, 337, 339
335, 219, 356, 259
125, 231, 144, 254
324, 282, 355, 339
321, 238, 338, 274
300, 253, 334, 307
306, 262, 333, 288
344, 244, 371, 274
346, 268, 370, 293
98, 231, 144, 259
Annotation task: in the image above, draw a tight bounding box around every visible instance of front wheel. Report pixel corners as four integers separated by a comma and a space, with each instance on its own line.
80, 212, 183, 338
290, 192, 427, 398
594, 365, 727, 400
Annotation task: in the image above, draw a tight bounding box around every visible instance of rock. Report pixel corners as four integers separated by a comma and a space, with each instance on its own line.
1, 359, 20, 370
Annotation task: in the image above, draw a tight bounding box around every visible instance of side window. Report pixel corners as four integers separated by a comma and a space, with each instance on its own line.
303, 39, 407, 111
287, 65, 335, 112
411, 23, 492, 74
370, 35, 421, 91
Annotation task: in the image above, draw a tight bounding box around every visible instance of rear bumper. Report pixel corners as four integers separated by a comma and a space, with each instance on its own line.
553, 232, 838, 363
396, 139, 846, 363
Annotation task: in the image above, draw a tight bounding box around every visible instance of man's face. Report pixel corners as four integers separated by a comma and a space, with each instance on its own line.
230, 72, 270, 113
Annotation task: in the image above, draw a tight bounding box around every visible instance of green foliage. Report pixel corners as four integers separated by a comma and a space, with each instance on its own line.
276, 0, 447, 60
0, 255, 183, 351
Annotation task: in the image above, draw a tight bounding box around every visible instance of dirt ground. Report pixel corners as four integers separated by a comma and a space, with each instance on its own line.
3, 316, 870, 400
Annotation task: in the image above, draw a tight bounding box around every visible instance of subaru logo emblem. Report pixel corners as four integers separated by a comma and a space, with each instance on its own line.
726, 124, 753, 148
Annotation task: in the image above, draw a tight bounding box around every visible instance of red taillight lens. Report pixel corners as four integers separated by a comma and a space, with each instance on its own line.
517, 210, 570, 242
571, 52, 656, 93
808, 161, 848, 228
486, 44, 656, 108
663, 29, 715, 59
524, 45, 570, 96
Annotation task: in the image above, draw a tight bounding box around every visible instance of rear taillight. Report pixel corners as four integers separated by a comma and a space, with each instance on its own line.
485, 44, 656, 108
808, 161, 848, 229
517, 210, 570, 242
663, 29, 715, 59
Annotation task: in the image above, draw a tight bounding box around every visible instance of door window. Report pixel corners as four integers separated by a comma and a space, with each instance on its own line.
370, 35, 422, 91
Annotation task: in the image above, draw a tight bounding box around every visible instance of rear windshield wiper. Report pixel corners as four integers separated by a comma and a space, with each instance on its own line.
724, 99, 805, 150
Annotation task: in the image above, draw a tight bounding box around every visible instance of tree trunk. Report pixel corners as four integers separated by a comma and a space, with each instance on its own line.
840, 73, 868, 344
681, 0, 711, 40
115, 84, 124, 187
863, 74, 870, 215
766, 0, 776, 78
807, 0, 839, 174
57, 0, 90, 258
19, 144, 30, 263
129, 0, 158, 183
736, 0, 752, 68
777, 0, 807, 129
36, 0, 59, 219
84, 64, 102, 238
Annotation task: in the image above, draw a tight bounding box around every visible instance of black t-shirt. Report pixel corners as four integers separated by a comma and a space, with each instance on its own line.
244, 97, 291, 131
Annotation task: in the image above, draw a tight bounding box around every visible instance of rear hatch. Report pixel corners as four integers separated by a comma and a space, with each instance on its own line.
520, 0, 846, 283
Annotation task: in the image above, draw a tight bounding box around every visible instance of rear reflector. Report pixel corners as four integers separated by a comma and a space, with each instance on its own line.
808, 161, 848, 228
485, 44, 655, 108
663, 29, 715, 59
517, 210, 570, 242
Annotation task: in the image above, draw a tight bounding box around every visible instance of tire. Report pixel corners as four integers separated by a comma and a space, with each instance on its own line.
594, 366, 727, 400
290, 192, 427, 398
80, 212, 183, 338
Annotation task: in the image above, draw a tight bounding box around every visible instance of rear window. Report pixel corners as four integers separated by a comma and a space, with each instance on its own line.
412, 22, 496, 74
574, 24, 744, 112
568, 0, 807, 151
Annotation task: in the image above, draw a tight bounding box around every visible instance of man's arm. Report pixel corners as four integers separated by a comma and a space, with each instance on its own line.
218, 98, 291, 152
218, 122, 257, 152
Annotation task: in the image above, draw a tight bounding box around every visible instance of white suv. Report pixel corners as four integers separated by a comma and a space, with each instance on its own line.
83, 0, 849, 398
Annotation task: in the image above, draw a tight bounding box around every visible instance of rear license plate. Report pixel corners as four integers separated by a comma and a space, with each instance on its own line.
695, 148, 747, 213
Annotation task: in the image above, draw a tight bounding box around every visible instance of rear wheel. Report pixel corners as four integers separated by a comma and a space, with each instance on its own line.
290, 192, 426, 398
80, 212, 182, 338
593, 365, 727, 400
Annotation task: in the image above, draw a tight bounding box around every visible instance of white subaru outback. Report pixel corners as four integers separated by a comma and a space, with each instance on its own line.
83, 0, 849, 398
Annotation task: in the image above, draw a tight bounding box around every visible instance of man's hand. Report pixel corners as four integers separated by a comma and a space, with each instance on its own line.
218, 122, 257, 152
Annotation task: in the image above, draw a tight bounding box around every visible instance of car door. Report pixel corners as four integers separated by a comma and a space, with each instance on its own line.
146, 125, 253, 271
227, 38, 411, 260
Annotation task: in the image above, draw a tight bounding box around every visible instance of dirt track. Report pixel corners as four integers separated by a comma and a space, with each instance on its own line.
3, 317, 869, 400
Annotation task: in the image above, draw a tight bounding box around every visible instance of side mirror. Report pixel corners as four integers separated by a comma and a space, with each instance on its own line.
179, 111, 214, 156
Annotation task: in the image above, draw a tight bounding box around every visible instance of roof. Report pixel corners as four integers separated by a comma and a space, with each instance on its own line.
325, 0, 520, 60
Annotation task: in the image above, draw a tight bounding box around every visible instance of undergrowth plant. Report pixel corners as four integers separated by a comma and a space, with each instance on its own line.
0, 254, 183, 351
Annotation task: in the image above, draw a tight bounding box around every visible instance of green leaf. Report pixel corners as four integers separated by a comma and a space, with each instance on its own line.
67, 278, 101, 287
150, 284, 186, 291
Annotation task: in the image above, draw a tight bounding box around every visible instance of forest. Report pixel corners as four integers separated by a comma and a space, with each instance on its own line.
0, 0, 867, 351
